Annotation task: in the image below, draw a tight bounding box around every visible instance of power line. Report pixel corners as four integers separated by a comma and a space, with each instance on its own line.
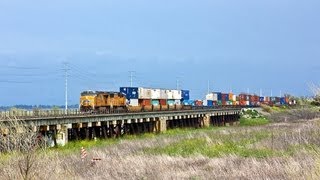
0, 80, 32, 83
0, 66, 40, 70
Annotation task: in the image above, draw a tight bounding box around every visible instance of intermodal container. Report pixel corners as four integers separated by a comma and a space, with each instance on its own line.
232, 95, 237, 102
239, 94, 248, 101
172, 90, 182, 100
139, 99, 151, 106
215, 92, 222, 101
120, 87, 139, 99
174, 100, 181, 105
259, 97, 264, 102
265, 97, 270, 102
285, 97, 289, 104
181, 90, 190, 100
151, 99, 160, 106
280, 97, 286, 105
195, 100, 203, 106
206, 93, 214, 100
159, 99, 167, 106
167, 99, 175, 106
228, 93, 234, 101
151, 89, 161, 99
221, 93, 229, 101
129, 99, 139, 106
222, 101, 227, 106
203, 100, 208, 106
165, 90, 174, 99
183, 100, 194, 106
240, 100, 246, 106
207, 100, 213, 107
160, 89, 167, 99
138, 88, 152, 99
212, 101, 217, 106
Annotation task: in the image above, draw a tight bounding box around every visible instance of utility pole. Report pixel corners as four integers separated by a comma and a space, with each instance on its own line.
207, 80, 210, 94
129, 71, 135, 87
63, 62, 70, 114
176, 78, 180, 90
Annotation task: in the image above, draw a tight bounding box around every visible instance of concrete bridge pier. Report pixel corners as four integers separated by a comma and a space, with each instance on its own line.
155, 117, 168, 133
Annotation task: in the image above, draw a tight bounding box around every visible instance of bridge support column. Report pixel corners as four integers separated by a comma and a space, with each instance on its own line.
156, 117, 167, 133
203, 115, 210, 128
56, 124, 71, 146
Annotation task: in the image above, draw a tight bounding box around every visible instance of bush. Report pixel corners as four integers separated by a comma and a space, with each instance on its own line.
261, 104, 272, 113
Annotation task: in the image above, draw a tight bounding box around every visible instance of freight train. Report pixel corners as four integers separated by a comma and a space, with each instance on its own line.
79, 87, 295, 113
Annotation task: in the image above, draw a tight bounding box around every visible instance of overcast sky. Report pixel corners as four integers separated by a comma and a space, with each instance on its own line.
0, 0, 319, 106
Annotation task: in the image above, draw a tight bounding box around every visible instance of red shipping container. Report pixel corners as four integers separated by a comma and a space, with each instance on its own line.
239, 94, 248, 101
159, 99, 167, 106
195, 100, 203, 106
139, 99, 151, 106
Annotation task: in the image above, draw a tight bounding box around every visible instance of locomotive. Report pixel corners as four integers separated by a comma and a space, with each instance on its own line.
80, 91, 127, 112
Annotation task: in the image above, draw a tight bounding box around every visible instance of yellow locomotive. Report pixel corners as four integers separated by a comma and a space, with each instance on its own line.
80, 91, 127, 113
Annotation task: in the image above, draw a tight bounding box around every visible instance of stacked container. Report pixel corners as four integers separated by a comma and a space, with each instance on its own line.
120, 87, 139, 106
181, 90, 190, 100
121, 87, 188, 109
138, 88, 152, 99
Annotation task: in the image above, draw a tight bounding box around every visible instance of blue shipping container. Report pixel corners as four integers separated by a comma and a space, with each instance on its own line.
207, 100, 213, 107
259, 97, 264, 102
215, 92, 222, 101
120, 87, 139, 99
280, 97, 286, 105
181, 90, 190, 100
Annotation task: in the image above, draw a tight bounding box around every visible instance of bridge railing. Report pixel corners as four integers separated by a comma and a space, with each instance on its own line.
0, 106, 242, 120
0, 109, 81, 120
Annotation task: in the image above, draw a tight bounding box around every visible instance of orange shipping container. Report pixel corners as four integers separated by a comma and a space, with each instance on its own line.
139, 99, 151, 106
228, 93, 233, 101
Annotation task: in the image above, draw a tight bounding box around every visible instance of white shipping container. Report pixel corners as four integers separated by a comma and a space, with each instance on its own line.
151, 89, 161, 99
129, 99, 139, 106
232, 95, 237, 101
206, 93, 214, 100
165, 90, 174, 99
138, 88, 152, 99
172, 90, 182, 100
174, 100, 181, 105
203, 100, 208, 106
213, 93, 218, 101
246, 101, 250, 106
160, 89, 168, 99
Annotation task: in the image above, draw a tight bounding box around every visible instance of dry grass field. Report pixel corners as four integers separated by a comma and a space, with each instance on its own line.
1, 109, 320, 179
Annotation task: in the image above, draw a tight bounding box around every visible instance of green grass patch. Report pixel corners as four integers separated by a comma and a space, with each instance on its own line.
53, 138, 119, 154
240, 117, 270, 126
146, 131, 278, 158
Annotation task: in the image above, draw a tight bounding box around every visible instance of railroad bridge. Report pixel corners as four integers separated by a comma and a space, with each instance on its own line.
0, 108, 241, 146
